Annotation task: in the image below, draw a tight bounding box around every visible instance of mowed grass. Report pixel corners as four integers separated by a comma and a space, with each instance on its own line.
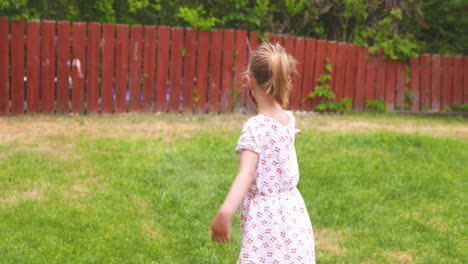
0, 113, 467, 264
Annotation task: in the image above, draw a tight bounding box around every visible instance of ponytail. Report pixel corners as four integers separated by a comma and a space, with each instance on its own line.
247, 42, 296, 108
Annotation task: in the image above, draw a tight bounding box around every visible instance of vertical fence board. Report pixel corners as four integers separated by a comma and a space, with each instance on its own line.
248, 31, 261, 53
101, 23, 115, 113
41, 20, 56, 113
169, 27, 183, 113
283, 36, 294, 55
115, 24, 129, 113
234, 29, 247, 112
86, 22, 100, 114
420, 54, 431, 110
155, 26, 170, 112
283, 35, 295, 109
464, 57, 468, 104
195, 31, 210, 113
375, 49, 386, 101
385, 59, 396, 110
409, 57, 420, 111
301, 38, 316, 111
129, 25, 143, 112
56, 21, 71, 113
334, 43, 347, 102
441, 55, 453, 109
221, 29, 235, 113
452, 56, 462, 105
182, 28, 197, 113
142, 26, 156, 112
290, 37, 304, 110
395, 60, 406, 109
364, 52, 377, 104
271, 34, 284, 46
0, 17, 8, 115
71, 22, 86, 113
11, 20, 25, 114
208, 29, 222, 113
344, 44, 358, 103
430, 55, 441, 110
354, 47, 367, 111
325, 41, 337, 94
311, 40, 326, 109
27, 20, 40, 113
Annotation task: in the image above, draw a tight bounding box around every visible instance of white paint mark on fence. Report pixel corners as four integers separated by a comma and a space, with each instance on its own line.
72, 59, 84, 78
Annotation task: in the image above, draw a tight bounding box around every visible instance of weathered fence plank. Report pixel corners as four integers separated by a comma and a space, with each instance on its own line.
334, 43, 347, 102
221, 29, 235, 113
71, 22, 86, 113
312, 40, 326, 108
301, 38, 316, 111
182, 28, 197, 113
11, 20, 25, 114
87, 22, 100, 114
57, 21, 71, 113
142, 26, 157, 112
354, 46, 367, 111
27, 20, 40, 113
364, 52, 377, 104
155, 26, 170, 112
129, 25, 143, 112
452, 56, 462, 105
0, 17, 8, 115
195, 31, 210, 113
395, 60, 406, 109
385, 59, 396, 110
409, 57, 420, 111
420, 54, 431, 110
431, 55, 441, 110
464, 57, 468, 104
208, 29, 222, 113
344, 44, 358, 103
290, 37, 304, 110
168, 27, 183, 113
375, 49, 386, 102
442, 55, 453, 109
101, 23, 115, 113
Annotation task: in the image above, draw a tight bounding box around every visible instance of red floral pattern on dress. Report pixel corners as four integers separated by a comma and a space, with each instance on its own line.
235, 111, 316, 264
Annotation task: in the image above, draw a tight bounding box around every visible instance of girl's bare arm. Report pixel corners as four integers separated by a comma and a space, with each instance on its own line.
210, 150, 258, 243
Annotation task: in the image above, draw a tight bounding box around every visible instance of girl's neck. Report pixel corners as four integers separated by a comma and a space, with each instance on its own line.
254, 86, 284, 115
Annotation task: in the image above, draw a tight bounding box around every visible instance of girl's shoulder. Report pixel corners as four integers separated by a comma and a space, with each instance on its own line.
242, 115, 265, 130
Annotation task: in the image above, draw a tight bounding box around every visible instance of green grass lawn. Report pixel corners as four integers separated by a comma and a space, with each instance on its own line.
0, 113, 467, 263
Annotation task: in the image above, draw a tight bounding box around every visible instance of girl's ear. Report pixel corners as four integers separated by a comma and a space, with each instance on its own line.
246, 75, 254, 96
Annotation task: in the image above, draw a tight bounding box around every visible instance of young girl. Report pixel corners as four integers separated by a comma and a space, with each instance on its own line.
210, 42, 316, 263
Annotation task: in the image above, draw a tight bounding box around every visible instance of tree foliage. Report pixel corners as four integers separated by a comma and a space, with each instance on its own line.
0, 0, 466, 58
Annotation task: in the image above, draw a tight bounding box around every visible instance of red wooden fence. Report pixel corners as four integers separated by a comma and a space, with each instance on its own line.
0, 18, 466, 115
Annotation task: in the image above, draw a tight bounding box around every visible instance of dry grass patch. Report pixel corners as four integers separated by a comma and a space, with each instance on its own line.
131, 195, 149, 215
387, 250, 413, 263
141, 220, 162, 240
297, 115, 468, 141
314, 228, 348, 257
63, 175, 106, 209
0, 181, 49, 207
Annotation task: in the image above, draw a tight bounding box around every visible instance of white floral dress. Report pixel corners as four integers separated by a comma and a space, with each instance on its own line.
235, 111, 316, 264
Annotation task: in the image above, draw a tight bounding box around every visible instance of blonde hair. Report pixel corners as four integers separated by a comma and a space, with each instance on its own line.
246, 42, 297, 108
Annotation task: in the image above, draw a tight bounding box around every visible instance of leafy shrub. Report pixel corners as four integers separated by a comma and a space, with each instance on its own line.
366, 100, 387, 113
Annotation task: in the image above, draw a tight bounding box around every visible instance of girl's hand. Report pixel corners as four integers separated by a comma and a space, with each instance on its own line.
295, 129, 302, 135
210, 211, 231, 243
